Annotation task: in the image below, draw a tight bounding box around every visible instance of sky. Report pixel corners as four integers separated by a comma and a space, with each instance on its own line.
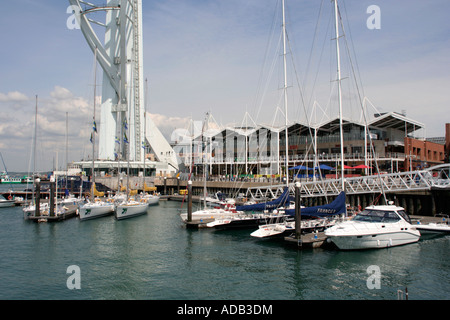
0, 0, 449, 172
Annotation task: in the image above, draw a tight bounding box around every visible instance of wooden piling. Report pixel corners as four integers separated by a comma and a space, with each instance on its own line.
35, 179, 41, 217
49, 181, 55, 217
187, 180, 192, 222
294, 182, 301, 242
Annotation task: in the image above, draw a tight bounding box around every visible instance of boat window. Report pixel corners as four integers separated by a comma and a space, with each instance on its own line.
353, 210, 400, 223
396, 210, 411, 223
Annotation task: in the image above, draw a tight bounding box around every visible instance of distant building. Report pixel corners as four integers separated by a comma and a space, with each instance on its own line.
173, 112, 446, 178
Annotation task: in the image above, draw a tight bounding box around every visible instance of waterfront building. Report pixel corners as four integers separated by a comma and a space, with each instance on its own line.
172, 111, 446, 179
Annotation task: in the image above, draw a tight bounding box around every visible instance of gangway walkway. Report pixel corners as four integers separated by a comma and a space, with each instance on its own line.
245, 164, 450, 200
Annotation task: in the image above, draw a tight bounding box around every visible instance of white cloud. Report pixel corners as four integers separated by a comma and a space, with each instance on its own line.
0, 87, 93, 172
0, 91, 28, 102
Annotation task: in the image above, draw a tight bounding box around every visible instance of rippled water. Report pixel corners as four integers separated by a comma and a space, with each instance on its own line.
0, 196, 448, 300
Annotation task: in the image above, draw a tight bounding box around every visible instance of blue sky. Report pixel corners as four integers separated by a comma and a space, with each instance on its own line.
0, 0, 449, 172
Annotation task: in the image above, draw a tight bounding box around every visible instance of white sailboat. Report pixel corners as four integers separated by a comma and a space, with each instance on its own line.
179, 206, 243, 223
140, 79, 160, 207
114, 82, 148, 221
79, 48, 114, 221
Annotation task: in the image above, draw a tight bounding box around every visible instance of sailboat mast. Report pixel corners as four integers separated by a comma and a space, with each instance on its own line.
91, 48, 98, 202
143, 78, 147, 193
33, 95, 38, 179
334, 0, 345, 191
282, 0, 289, 187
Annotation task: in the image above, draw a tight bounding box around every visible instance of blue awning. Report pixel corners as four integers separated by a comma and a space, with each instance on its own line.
289, 165, 312, 170
314, 164, 334, 170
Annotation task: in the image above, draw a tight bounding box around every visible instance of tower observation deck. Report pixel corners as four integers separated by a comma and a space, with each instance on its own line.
69, 0, 178, 173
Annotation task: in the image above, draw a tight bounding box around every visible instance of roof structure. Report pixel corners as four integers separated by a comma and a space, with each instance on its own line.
369, 112, 424, 134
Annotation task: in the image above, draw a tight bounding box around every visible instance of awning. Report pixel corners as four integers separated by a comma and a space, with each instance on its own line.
289, 165, 312, 170
352, 164, 371, 169
315, 164, 334, 170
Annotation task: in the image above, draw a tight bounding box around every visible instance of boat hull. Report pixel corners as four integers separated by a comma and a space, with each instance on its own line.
251, 223, 291, 238
0, 201, 16, 208
115, 203, 148, 220
79, 203, 114, 221
415, 223, 450, 234
326, 230, 420, 250
180, 209, 241, 222
145, 195, 160, 206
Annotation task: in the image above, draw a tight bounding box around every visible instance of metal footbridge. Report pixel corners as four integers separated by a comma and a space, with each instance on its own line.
245, 164, 450, 200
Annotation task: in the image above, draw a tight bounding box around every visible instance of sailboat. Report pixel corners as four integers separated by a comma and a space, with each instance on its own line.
79, 48, 114, 221
140, 79, 160, 206
22, 95, 49, 219
179, 113, 245, 224
114, 87, 148, 221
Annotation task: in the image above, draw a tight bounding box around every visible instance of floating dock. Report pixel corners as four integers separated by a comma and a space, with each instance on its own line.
284, 232, 329, 249
27, 204, 78, 223
183, 218, 215, 229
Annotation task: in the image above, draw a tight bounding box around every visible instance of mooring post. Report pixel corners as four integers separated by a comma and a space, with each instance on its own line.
49, 181, 55, 217
295, 182, 302, 245
35, 178, 41, 217
187, 180, 192, 222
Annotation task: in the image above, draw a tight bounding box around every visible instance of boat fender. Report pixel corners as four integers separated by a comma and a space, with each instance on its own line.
8, 195, 12, 200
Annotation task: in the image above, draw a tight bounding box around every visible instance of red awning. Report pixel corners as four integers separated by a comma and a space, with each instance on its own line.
352, 164, 372, 169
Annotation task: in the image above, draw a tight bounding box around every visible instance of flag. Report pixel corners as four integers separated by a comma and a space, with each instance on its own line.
90, 133, 93, 143
93, 121, 97, 133
115, 136, 120, 144
123, 119, 128, 130
124, 132, 129, 144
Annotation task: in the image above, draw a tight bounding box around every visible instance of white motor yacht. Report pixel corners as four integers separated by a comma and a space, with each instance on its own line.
325, 204, 420, 250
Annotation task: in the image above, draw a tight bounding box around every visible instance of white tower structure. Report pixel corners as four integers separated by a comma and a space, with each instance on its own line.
69, 0, 178, 171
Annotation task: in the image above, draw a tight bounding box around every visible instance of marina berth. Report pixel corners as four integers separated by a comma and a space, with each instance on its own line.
251, 191, 347, 238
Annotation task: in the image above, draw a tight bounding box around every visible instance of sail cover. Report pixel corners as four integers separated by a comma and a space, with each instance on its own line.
285, 191, 346, 217
236, 188, 291, 212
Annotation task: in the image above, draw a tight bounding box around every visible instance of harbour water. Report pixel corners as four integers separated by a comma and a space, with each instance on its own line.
0, 186, 449, 301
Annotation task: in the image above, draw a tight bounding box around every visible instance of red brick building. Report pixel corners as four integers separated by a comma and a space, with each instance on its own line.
404, 136, 445, 171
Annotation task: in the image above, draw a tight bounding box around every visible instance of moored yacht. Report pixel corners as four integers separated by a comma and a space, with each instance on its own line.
115, 198, 148, 220
78, 200, 114, 221
0, 194, 16, 208
141, 193, 160, 206
325, 204, 420, 250
180, 206, 243, 223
